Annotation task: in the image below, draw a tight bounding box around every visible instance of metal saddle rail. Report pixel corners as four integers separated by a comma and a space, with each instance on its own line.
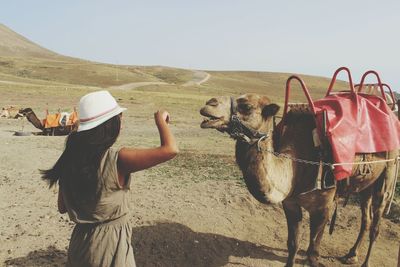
325, 66, 357, 97
356, 70, 397, 111
282, 75, 316, 123
282, 66, 357, 123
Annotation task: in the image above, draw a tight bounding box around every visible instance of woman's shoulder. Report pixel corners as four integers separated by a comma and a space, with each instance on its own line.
99, 146, 127, 190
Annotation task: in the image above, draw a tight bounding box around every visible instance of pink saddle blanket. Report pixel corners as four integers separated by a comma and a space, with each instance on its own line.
314, 92, 400, 180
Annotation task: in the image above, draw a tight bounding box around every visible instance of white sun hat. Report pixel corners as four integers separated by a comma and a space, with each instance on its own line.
77, 90, 126, 132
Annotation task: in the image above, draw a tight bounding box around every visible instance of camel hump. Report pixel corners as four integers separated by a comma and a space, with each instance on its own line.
287, 103, 313, 114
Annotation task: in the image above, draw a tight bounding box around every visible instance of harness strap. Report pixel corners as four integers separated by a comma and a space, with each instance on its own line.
227, 97, 267, 143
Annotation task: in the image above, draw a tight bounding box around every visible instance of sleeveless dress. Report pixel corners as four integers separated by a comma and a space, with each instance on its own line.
60, 148, 136, 267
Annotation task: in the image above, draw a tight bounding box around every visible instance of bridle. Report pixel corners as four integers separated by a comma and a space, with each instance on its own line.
226, 97, 270, 145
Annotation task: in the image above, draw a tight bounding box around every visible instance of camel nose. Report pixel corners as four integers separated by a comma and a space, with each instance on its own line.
200, 107, 208, 116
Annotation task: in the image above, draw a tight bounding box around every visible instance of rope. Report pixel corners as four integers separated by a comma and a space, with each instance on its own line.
332, 158, 395, 167
259, 137, 399, 213
258, 139, 396, 169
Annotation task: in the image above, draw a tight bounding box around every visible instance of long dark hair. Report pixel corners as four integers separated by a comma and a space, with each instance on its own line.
41, 114, 121, 195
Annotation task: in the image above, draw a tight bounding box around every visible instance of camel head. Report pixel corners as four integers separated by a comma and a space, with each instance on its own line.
201, 94, 291, 204
19, 108, 33, 116
200, 94, 280, 139
19, 108, 44, 130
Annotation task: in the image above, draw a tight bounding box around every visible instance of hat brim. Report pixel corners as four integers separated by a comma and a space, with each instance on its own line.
77, 107, 126, 132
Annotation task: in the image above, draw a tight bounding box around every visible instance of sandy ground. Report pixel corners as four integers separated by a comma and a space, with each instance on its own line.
0, 114, 399, 267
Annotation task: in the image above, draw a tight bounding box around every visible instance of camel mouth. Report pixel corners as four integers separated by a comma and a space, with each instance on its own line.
200, 109, 226, 129
200, 116, 224, 129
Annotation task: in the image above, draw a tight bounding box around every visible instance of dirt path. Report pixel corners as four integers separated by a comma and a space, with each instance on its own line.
109, 70, 211, 90
0, 79, 99, 90
183, 70, 210, 86
108, 81, 168, 90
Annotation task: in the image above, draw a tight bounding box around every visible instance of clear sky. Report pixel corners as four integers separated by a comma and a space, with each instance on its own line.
1, 0, 399, 90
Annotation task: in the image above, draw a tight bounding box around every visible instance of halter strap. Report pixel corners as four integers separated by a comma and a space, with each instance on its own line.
227, 96, 268, 144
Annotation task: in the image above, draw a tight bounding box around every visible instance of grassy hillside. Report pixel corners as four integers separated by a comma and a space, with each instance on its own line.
201, 71, 349, 102
0, 23, 59, 58
0, 57, 196, 87
0, 23, 387, 103
0, 24, 194, 87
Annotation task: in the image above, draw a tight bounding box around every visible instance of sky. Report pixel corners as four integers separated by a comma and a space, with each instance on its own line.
1, 0, 400, 90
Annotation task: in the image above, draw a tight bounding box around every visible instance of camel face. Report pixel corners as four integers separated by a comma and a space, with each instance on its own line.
235, 94, 275, 130
200, 94, 279, 133
200, 96, 231, 131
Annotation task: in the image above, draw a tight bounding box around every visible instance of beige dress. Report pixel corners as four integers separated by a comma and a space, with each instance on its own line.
60, 148, 136, 267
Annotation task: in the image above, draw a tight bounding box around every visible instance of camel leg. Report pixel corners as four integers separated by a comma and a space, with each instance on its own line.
306, 207, 330, 267
283, 200, 302, 267
361, 193, 384, 267
342, 186, 373, 264
361, 174, 392, 267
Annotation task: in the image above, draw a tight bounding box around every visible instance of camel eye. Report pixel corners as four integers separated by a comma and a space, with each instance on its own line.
239, 104, 252, 112
206, 98, 219, 106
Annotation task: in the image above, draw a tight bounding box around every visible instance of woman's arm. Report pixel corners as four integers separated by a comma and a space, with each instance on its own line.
117, 110, 179, 178
58, 189, 67, 214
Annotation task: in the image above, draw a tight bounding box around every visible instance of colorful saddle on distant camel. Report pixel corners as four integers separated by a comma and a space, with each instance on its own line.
43, 110, 78, 129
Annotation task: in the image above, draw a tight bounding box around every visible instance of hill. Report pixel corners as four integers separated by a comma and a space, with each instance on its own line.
0, 24, 194, 87
0, 23, 61, 59
0, 23, 343, 99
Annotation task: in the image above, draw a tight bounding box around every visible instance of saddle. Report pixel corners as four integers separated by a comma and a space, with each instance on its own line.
280, 67, 400, 188
43, 110, 78, 129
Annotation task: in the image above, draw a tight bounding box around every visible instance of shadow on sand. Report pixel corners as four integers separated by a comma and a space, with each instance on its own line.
5, 221, 294, 267
132, 221, 289, 267
4, 245, 67, 267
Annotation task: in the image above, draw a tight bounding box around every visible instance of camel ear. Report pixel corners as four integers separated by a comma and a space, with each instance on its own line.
262, 104, 280, 119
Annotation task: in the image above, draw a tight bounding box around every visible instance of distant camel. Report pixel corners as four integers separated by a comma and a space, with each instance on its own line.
19, 108, 78, 136
200, 94, 398, 267
0, 106, 24, 119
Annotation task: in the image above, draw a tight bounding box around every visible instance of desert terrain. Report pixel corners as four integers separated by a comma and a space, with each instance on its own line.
0, 23, 399, 267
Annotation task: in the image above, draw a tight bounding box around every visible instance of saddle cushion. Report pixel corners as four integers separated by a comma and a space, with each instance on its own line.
43, 114, 61, 128
314, 92, 400, 180
43, 111, 78, 128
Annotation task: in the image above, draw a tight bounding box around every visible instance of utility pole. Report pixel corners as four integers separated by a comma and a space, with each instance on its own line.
116, 66, 119, 81
115, 60, 119, 82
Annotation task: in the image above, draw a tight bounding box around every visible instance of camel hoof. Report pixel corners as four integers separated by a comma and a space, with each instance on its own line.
341, 255, 358, 264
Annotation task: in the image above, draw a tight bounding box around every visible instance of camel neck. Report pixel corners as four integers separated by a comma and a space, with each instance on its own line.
235, 132, 294, 204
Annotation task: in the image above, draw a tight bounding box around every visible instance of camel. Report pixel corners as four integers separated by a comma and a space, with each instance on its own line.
19, 108, 78, 136
0, 106, 24, 119
200, 94, 398, 267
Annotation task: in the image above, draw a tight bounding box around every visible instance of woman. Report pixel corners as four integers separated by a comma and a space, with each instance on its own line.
42, 90, 178, 267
